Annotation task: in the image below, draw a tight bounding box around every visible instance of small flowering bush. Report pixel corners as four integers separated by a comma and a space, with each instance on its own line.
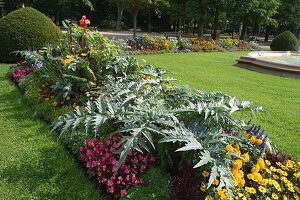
80, 134, 156, 198
10, 62, 33, 83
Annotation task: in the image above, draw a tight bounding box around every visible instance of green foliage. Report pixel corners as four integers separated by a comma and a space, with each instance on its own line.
0, 7, 62, 62
270, 31, 300, 51
52, 58, 265, 197
121, 166, 171, 200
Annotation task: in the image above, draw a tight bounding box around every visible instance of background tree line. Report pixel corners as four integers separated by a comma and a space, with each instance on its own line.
1, 0, 300, 40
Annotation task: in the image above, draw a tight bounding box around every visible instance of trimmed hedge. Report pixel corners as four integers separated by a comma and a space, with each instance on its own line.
270, 31, 300, 51
0, 7, 62, 62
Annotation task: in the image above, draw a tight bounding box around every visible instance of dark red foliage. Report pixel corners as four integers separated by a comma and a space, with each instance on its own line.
11, 65, 33, 83
266, 151, 293, 166
169, 162, 201, 200
80, 134, 156, 199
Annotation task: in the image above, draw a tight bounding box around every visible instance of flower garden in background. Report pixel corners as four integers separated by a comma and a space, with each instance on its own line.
2, 7, 300, 200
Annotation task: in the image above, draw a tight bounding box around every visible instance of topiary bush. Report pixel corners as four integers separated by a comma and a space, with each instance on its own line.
0, 7, 62, 62
270, 31, 300, 51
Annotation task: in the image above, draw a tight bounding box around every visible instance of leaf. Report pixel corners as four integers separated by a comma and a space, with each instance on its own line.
193, 150, 214, 168
176, 138, 202, 152
207, 165, 218, 189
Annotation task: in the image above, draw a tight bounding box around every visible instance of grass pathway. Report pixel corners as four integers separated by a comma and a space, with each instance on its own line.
0, 64, 103, 199
137, 52, 300, 160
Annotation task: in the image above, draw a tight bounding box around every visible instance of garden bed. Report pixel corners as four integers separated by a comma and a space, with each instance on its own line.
6, 23, 300, 200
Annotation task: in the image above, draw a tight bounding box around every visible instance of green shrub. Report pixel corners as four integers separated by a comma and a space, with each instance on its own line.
270, 31, 300, 51
121, 167, 171, 200
0, 7, 62, 62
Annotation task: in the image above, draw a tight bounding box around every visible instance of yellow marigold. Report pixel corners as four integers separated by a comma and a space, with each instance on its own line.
202, 171, 209, 177
272, 193, 279, 199
257, 158, 265, 170
242, 153, 250, 162
245, 187, 256, 194
66, 96, 71, 101
250, 136, 257, 143
258, 186, 266, 193
232, 159, 243, 170
265, 160, 271, 166
252, 172, 263, 182
294, 186, 300, 193
273, 174, 279, 180
294, 194, 299, 200
283, 195, 288, 200
256, 139, 263, 145
295, 172, 300, 178
265, 197, 271, 200
53, 101, 59, 107
200, 183, 206, 192
64, 58, 72, 64
286, 160, 295, 168
244, 132, 250, 138
251, 164, 260, 173
205, 196, 212, 200
225, 144, 234, 153
247, 173, 254, 180
212, 179, 219, 186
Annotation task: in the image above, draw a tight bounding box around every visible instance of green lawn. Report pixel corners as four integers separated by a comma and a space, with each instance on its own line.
136, 52, 300, 160
0, 64, 103, 199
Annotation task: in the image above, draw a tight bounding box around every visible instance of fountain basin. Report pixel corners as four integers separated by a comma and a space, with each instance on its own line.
237, 51, 300, 79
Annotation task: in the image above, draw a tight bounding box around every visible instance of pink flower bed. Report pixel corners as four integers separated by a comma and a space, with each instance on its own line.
80, 134, 156, 198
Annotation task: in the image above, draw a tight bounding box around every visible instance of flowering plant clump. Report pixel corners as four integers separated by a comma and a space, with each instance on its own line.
80, 134, 156, 198
11, 63, 33, 83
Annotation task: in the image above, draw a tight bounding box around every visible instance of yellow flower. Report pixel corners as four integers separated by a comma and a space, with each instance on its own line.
53, 101, 59, 107
245, 187, 256, 194
44, 97, 49, 101
247, 173, 254, 180
283, 195, 288, 200
286, 160, 295, 168
105, 84, 110, 87
272, 193, 279, 199
202, 171, 209, 177
64, 58, 72, 64
200, 183, 206, 192
265, 197, 271, 200
251, 164, 260, 173
242, 153, 250, 162
72, 103, 77, 109
258, 186, 266, 193
250, 136, 257, 143
243, 132, 250, 138
256, 139, 263, 145
66, 96, 71, 101
225, 144, 234, 153
212, 179, 219, 186
252, 172, 263, 182
205, 196, 212, 200
257, 158, 265, 170
232, 159, 243, 170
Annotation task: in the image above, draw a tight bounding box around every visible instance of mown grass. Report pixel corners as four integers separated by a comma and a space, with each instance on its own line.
0, 64, 103, 199
136, 52, 300, 160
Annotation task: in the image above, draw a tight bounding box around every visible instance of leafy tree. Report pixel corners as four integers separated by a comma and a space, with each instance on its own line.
144, 0, 169, 32
0, 0, 4, 17
107, 0, 127, 30
208, 0, 227, 40
275, 0, 300, 33
125, 0, 148, 38
186, 0, 209, 37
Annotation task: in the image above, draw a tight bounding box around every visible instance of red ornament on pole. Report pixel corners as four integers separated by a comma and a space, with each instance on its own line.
79, 15, 90, 29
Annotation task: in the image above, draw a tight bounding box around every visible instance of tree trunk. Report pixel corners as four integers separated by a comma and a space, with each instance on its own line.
212, 6, 219, 40
240, 21, 248, 40
148, 13, 151, 32
133, 9, 139, 38
197, 20, 204, 37
265, 25, 270, 42
116, 5, 123, 31
253, 20, 259, 36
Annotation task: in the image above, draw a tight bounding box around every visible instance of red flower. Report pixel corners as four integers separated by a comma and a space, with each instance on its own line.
79, 15, 90, 29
